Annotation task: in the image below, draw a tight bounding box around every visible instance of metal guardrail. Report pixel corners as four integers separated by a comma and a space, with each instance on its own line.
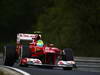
75, 57, 100, 63
75, 57, 100, 67
74, 57, 100, 72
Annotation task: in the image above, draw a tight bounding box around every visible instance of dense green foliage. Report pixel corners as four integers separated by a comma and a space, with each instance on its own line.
0, 0, 100, 57
37, 0, 100, 57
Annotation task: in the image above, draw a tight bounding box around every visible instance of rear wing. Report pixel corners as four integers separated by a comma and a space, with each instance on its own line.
17, 33, 41, 43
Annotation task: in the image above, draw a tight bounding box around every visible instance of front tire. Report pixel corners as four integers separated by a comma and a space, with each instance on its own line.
20, 45, 32, 58
63, 48, 74, 61
19, 45, 32, 67
62, 48, 75, 70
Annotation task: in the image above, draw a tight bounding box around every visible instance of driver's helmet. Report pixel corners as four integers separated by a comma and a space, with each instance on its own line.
37, 40, 44, 47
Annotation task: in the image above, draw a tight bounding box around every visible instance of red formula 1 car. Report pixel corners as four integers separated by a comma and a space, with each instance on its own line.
3, 33, 76, 70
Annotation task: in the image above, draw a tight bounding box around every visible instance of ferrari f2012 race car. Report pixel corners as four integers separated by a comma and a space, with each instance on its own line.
3, 33, 76, 70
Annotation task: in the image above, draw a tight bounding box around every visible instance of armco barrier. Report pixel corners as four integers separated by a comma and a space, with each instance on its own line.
74, 57, 100, 72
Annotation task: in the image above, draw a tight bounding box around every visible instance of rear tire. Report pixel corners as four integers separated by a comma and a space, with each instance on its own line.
3, 45, 17, 66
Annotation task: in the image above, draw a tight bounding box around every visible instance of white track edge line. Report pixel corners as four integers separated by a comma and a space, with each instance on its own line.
1, 66, 30, 75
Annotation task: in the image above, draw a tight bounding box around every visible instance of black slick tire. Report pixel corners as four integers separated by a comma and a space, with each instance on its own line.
3, 45, 17, 66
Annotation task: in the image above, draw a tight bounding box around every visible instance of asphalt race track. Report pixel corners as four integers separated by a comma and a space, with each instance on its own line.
14, 66, 100, 75
0, 54, 100, 75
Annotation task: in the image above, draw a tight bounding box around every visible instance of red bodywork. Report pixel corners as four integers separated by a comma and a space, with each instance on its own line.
16, 43, 62, 65
15, 33, 75, 69
16, 33, 63, 65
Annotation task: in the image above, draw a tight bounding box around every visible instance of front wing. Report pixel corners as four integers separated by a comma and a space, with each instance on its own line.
20, 58, 75, 70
